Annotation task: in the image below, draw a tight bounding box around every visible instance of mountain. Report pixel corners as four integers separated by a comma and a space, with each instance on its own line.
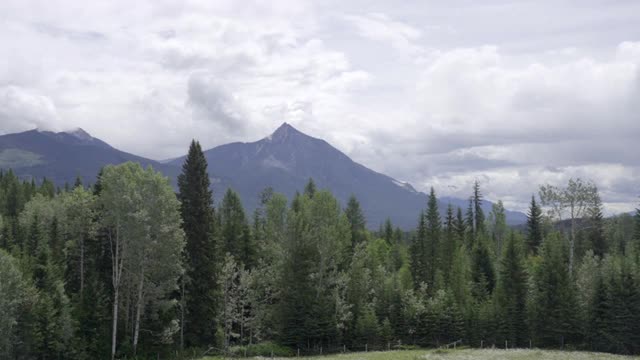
0, 128, 179, 186
0, 124, 526, 228
169, 123, 527, 228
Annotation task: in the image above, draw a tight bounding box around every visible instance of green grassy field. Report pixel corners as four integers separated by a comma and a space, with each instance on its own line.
204, 348, 640, 360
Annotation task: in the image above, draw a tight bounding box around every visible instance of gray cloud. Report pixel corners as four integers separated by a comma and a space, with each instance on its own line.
0, 0, 639, 213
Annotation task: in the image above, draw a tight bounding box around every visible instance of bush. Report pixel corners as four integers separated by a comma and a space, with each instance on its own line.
228, 341, 294, 357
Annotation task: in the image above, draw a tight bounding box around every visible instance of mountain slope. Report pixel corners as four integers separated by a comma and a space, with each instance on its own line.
0, 128, 179, 186
170, 123, 527, 228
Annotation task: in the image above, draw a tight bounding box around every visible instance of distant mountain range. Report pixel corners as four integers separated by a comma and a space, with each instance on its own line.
0, 124, 527, 229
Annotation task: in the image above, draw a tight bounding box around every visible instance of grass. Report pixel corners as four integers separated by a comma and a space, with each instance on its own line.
203, 348, 640, 360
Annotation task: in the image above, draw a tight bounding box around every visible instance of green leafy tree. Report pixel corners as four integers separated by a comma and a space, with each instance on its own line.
539, 178, 599, 274
100, 162, 185, 358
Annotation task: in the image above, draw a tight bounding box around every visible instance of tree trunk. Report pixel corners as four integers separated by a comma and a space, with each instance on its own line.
111, 286, 119, 360
133, 267, 145, 355
80, 237, 85, 301
180, 276, 185, 351
569, 217, 575, 275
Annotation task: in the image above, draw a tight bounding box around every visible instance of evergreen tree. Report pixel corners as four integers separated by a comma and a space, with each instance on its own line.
345, 195, 366, 251
530, 233, 579, 348
473, 181, 486, 236
304, 178, 317, 198
632, 206, 640, 256
410, 211, 427, 287
383, 218, 394, 245
489, 200, 507, 255
454, 207, 466, 243
526, 195, 543, 255
441, 205, 456, 282
465, 198, 475, 245
588, 194, 607, 257
471, 239, 495, 299
220, 189, 254, 267
424, 187, 441, 291
495, 233, 527, 347
177, 140, 219, 347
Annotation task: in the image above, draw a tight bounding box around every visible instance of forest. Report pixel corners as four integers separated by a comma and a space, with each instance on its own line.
1, 140, 639, 360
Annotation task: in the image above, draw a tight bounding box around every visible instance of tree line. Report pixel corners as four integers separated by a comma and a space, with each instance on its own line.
1, 140, 639, 359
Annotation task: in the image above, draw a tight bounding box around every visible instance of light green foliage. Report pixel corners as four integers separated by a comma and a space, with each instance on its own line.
0, 250, 30, 355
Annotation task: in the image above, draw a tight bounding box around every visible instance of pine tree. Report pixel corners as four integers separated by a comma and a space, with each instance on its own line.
633, 206, 640, 255
220, 189, 254, 267
473, 181, 485, 236
410, 211, 427, 287
471, 239, 495, 299
495, 233, 527, 347
465, 198, 475, 245
530, 233, 579, 348
441, 205, 457, 282
425, 187, 441, 291
383, 218, 394, 245
177, 140, 219, 347
526, 195, 543, 255
588, 194, 607, 257
454, 207, 466, 243
345, 195, 366, 251
304, 178, 317, 198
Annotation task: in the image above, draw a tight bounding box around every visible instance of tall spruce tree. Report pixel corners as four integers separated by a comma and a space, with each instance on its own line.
454, 207, 466, 243
178, 140, 219, 347
633, 205, 640, 255
345, 195, 366, 251
425, 187, 441, 291
530, 233, 579, 348
588, 194, 607, 257
495, 233, 527, 347
473, 181, 486, 236
410, 211, 428, 287
526, 195, 543, 254
442, 205, 456, 282
220, 188, 254, 267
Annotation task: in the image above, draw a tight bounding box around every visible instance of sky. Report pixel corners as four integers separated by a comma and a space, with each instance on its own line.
1, 0, 639, 213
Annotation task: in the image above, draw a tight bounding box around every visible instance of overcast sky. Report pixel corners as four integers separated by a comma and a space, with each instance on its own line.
1, 0, 639, 213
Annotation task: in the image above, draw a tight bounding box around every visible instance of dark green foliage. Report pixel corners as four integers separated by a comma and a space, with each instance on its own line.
345, 195, 366, 250
495, 233, 528, 347
410, 211, 428, 287
4, 156, 640, 358
304, 178, 317, 198
177, 140, 219, 347
471, 239, 495, 299
220, 188, 254, 267
589, 195, 607, 257
473, 181, 486, 236
530, 234, 579, 348
634, 206, 640, 255
424, 187, 441, 291
526, 195, 543, 254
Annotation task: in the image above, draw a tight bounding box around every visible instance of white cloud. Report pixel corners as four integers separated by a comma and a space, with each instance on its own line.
0, 0, 639, 213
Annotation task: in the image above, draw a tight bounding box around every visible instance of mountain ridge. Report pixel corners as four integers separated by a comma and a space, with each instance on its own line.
1, 124, 527, 228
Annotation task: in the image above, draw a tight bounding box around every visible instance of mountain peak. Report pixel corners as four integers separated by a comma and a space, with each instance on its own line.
267, 122, 305, 143
66, 127, 92, 140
